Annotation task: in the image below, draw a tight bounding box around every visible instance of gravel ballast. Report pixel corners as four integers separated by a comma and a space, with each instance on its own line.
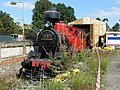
104, 51, 120, 90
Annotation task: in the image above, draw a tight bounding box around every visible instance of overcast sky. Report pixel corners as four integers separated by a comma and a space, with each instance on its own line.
0, 0, 120, 27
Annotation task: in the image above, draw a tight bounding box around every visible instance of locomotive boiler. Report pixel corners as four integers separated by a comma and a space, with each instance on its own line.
19, 7, 86, 80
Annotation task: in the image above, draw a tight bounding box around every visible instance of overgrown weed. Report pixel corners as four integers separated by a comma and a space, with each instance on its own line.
0, 49, 111, 90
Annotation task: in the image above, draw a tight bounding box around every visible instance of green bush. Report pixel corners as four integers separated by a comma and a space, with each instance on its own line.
67, 50, 99, 90
0, 49, 110, 90
0, 78, 16, 90
46, 81, 63, 90
100, 57, 109, 74
69, 72, 96, 90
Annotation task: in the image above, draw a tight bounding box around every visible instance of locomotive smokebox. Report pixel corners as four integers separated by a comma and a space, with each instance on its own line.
44, 7, 60, 25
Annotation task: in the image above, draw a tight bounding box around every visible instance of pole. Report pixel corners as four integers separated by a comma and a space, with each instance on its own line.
10, 2, 24, 40
22, 3, 24, 40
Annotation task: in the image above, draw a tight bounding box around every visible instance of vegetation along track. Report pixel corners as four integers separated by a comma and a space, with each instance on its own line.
0, 49, 111, 90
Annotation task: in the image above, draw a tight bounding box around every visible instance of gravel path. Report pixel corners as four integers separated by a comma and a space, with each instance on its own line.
0, 60, 48, 90
0, 62, 21, 77
104, 51, 120, 90
0, 61, 42, 90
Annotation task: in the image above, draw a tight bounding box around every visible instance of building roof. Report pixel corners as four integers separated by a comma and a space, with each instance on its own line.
69, 17, 106, 25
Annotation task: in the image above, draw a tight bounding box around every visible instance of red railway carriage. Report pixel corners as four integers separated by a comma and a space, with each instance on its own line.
54, 22, 67, 33
54, 22, 86, 51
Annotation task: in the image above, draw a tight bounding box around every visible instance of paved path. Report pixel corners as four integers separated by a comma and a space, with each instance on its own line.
104, 51, 120, 90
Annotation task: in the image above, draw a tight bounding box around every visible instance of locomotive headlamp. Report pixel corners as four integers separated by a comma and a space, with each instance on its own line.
45, 21, 52, 28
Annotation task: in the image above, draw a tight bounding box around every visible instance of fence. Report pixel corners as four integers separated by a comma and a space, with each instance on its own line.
0, 41, 34, 61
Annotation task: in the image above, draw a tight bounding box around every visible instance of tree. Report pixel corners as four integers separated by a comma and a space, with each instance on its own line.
32, 1, 76, 30
56, 3, 76, 23
32, 0, 52, 30
65, 6, 76, 22
56, 3, 67, 22
102, 18, 108, 22
111, 23, 120, 32
96, 17, 109, 23
96, 17, 101, 21
0, 11, 21, 34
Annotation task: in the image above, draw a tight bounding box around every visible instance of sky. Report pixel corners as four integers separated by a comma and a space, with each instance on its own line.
0, 0, 120, 27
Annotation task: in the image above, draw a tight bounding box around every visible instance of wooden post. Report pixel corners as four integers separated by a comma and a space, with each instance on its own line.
23, 45, 26, 55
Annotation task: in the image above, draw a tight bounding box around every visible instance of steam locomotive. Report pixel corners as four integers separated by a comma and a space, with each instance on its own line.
19, 7, 86, 80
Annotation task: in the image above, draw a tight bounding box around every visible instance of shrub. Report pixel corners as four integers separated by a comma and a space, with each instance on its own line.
46, 81, 63, 90
69, 72, 96, 90
0, 77, 16, 90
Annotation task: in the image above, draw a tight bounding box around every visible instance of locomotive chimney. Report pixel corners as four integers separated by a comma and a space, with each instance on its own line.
44, 7, 60, 25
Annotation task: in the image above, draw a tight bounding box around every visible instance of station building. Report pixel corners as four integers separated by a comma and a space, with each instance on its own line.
69, 17, 110, 47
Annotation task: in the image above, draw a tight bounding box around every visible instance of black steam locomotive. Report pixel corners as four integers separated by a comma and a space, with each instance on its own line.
18, 7, 84, 80
19, 7, 68, 80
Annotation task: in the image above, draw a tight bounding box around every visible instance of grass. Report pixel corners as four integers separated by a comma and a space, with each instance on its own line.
46, 80, 63, 90
117, 63, 120, 68
99, 50, 118, 90
42, 49, 110, 90
0, 49, 111, 90
70, 50, 98, 90
0, 76, 17, 90
43, 49, 99, 90
69, 72, 96, 90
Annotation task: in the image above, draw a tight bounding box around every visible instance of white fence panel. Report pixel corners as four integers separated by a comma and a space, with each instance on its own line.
1, 47, 23, 58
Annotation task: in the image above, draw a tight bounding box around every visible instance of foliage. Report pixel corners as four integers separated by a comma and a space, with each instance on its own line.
0, 11, 21, 34
98, 51, 109, 90
32, 0, 53, 30
96, 17, 101, 21
100, 51, 109, 71
56, 3, 76, 23
96, 17, 108, 22
61, 48, 69, 62
0, 77, 16, 90
0, 50, 110, 90
117, 62, 120, 68
69, 50, 110, 90
46, 50, 98, 90
100, 56, 109, 74
32, 1, 76, 30
76, 49, 92, 62
111, 23, 120, 32
45, 81, 63, 90
69, 72, 96, 90
102, 18, 108, 22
